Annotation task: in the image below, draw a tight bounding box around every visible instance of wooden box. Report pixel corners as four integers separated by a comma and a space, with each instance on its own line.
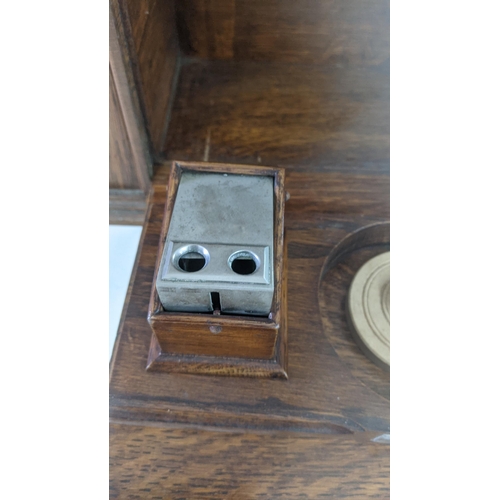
147, 161, 287, 378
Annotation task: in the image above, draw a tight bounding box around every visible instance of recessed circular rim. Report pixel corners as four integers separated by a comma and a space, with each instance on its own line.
172, 244, 210, 272
227, 250, 261, 275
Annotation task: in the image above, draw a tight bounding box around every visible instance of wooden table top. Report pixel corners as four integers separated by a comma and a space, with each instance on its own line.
110, 59, 390, 498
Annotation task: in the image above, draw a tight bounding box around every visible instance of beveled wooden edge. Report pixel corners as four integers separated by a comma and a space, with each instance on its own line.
146, 333, 288, 379
273, 227, 288, 376
149, 311, 277, 328
146, 161, 287, 376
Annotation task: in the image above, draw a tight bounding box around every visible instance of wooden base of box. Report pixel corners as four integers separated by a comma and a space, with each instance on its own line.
146, 312, 287, 378
146, 161, 287, 378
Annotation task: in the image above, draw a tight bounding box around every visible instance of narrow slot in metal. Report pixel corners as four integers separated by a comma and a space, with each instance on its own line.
210, 292, 221, 315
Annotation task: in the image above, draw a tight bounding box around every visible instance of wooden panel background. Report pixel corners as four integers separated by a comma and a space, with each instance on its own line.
120, 0, 180, 154
109, 0, 180, 222
163, 60, 389, 172
110, 2, 154, 190
175, 0, 389, 65
109, 67, 136, 189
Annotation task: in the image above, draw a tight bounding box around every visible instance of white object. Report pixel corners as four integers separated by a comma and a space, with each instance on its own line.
109, 225, 142, 359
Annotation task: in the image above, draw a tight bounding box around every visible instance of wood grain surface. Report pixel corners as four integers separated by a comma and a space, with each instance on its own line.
116, 0, 180, 155
163, 60, 389, 173
109, 67, 136, 190
175, 0, 389, 66
110, 25, 389, 493
110, 423, 390, 499
109, 171, 389, 495
110, 166, 389, 432
109, 3, 152, 192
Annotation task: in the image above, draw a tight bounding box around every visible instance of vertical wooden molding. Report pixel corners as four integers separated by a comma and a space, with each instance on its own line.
109, 1, 152, 191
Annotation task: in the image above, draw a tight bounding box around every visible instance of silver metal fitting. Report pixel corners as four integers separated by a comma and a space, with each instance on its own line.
156, 171, 275, 316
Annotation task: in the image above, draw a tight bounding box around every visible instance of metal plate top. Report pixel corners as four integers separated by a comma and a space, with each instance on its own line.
166, 171, 274, 246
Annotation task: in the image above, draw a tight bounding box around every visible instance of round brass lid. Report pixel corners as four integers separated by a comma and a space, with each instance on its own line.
346, 252, 390, 371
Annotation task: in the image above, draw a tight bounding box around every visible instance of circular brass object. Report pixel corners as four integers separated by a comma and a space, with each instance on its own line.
346, 252, 390, 371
